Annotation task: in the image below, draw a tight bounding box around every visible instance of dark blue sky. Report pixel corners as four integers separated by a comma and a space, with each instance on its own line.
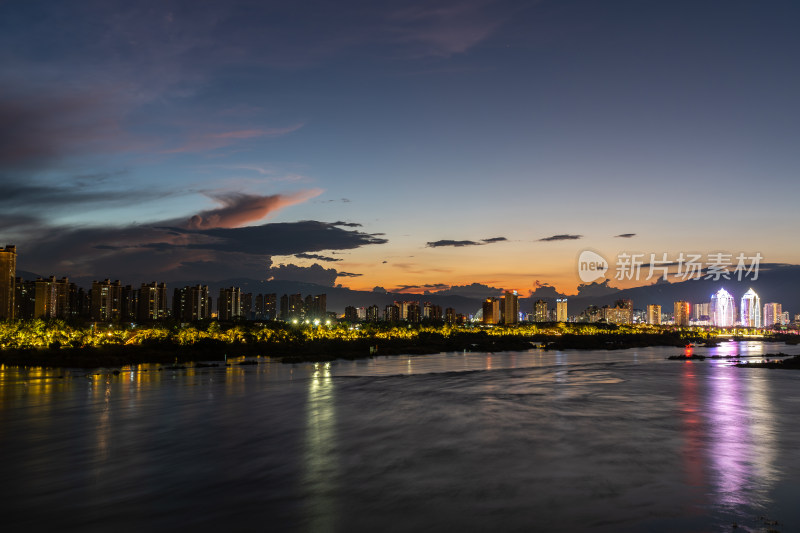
1, 0, 798, 292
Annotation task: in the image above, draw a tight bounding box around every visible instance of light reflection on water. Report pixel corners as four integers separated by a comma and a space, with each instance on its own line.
1, 342, 800, 531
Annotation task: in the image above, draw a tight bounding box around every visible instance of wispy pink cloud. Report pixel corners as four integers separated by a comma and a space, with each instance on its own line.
162, 123, 304, 154
186, 189, 323, 229
388, 1, 505, 57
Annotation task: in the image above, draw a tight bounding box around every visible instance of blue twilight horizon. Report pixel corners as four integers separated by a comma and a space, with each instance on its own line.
1, 0, 799, 294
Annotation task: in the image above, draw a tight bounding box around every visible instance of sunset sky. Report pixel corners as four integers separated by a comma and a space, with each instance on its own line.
2, 0, 799, 294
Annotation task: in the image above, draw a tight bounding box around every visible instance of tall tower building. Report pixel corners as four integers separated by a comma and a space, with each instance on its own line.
90, 279, 123, 321
556, 298, 568, 322
740, 289, 761, 328
218, 287, 242, 320
482, 297, 500, 325
534, 299, 548, 322
14, 278, 35, 319
710, 288, 736, 327
501, 291, 519, 324
615, 299, 634, 324
763, 302, 782, 327
647, 304, 662, 325
137, 282, 168, 321
674, 301, 690, 327
174, 285, 212, 322
0, 245, 16, 320
34, 276, 58, 319
288, 294, 303, 320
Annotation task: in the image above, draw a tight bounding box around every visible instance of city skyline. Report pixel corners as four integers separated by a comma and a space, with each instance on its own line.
2, 1, 800, 295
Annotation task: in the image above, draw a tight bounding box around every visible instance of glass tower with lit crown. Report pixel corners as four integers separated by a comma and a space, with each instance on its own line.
710, 288, 736, 327
740, 288, 761, 328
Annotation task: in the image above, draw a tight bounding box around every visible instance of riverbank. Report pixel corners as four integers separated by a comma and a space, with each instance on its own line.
0, 331, 717, 368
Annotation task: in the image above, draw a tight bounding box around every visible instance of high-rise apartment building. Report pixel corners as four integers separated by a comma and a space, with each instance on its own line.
34, 276, 58, 319
406, 303, 421, 323
740, 289, 761, 328
90, 279, 123, 321
615, 299, 634, 324
483, 297, 500, 325
241, 293, 253, 320
692, 302, 710, 321
366, 305, 381, 322
763, 302, 782, 327
344, 306, 358, 322
0, 245, 16, 320
173, 285, 211, 322
138, 282, 168, 321
534, 299, 548, 322
288, 294, 303, 320
501, 290, 519, 324
255, 293, 277, 320
384, 304, 400, 322
674, 301, 690, 327
556, 298, 568, 322
218, 287, 242, 320
646, 304, 662, 325
14, 278, 35, 319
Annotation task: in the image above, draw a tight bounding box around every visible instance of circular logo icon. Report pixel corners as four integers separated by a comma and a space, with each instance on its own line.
578, 250, 608, 283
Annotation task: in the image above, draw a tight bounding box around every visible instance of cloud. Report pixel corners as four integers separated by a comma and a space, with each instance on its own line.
426, 236, 508, 248
336, 272, 363, 277
538, 234, 583, 242
332, 221, 362, 227
186, 189, 322, 229
267, 263, 338, 286
16, 218, 388, 284
162, 124, 304, 154
295, 253, 342, 262
432, 282, 503, 299
392, 283, 451, 294
388, 1, 506, 57
0, 176, 156, 220
317, 198, 351, 204
615, 233, 637, 239
427, 239, 480, 248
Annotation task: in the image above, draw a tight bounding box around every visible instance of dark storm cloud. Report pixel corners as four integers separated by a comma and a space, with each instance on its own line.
332, 221, 363, 227
426, 236, 508, 248
538, 234, 583, 242
615, 233, 637, 239
267, 263, 339, 286
427, 240, 480, 247
18, 220, 387, 283
392, 283, 450, 293
336, 272, 363, 277
295, 253, 342, 262
171, 221, 388, 255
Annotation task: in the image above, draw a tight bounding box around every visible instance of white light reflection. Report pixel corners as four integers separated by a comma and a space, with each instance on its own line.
707, 363, 777, 513
302, 362, 338, 532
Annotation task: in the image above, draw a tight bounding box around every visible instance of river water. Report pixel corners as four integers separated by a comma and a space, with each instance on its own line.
2, 341, 800, 532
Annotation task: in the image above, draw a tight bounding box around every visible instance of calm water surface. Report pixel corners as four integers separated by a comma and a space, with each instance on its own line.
2, 342, 800, 532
